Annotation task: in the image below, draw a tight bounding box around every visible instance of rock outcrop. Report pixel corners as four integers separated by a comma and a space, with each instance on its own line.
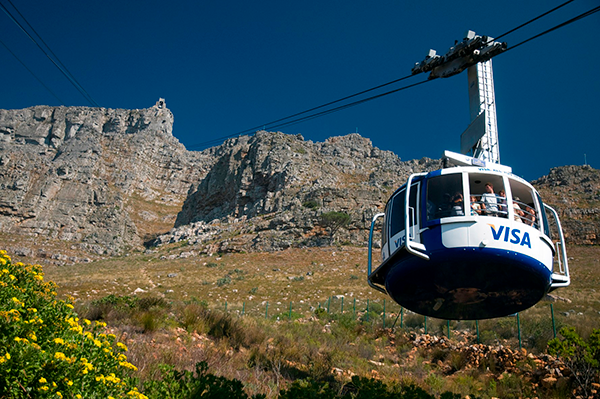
156, 131, 439, 252
533, 165, 600, 245
0, 100, 212, 254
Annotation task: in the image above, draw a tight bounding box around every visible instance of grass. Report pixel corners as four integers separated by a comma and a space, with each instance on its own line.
43, 246, 382, 310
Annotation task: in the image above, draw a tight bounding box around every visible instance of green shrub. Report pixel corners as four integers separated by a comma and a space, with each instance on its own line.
314, 308, 328, 319
0, 250, 145, 398
548, 326, 600, 397
302, 200, 319, 209
217, 276, 232, 287
142, 361, 266, 399
319, 211, 351, 242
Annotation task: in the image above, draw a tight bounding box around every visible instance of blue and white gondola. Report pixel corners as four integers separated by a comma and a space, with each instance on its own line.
367, 161, 569, 320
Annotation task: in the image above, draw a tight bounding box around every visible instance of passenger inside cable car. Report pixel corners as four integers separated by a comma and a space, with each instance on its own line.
424, 171, 545, 231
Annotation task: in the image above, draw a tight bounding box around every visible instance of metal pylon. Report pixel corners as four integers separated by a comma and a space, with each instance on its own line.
467, 60, 500, 164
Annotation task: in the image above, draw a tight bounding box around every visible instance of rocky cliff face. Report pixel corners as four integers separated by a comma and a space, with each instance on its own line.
158, 131, 439, 253
0, 100, 213, 255
0, 103, 597, 259
532, 165, 600, 245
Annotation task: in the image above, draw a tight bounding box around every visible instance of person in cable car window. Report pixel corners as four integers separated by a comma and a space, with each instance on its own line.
481, 182, 498, 216
438, 193, 453, 218
523, 205, 536, 227
450, 192, 464, 216
513, 196, 524, 222
470, 195, 482, 215
498, 190, 508, 218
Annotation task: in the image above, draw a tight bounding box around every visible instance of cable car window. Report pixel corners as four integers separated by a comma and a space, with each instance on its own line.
468, 174, 506, 218
408, 183, 419, 228
426, 174, 463, 220
536, 192, 551, 237
382, 203, 390, 247
390, 184, 419, 236
509, 179, 539, 229
390, 189, 406, 236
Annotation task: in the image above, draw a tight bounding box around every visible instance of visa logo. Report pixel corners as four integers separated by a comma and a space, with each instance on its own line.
394, 234, 406, 249
489, 224, 531, 249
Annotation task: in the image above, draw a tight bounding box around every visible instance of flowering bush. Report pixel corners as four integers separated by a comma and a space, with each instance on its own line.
0, 250, 146, 398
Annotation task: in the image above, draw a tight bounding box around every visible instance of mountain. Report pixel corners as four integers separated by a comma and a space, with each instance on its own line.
0, 100, 214, 255
532, 165, 600, 245
0, 102, 597, 259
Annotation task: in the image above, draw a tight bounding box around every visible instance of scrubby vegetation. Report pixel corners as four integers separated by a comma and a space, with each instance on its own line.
3, 248, 600, 398
0, 250, 145, 398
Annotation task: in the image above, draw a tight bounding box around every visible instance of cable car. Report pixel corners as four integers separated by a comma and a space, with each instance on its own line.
367, 31, 570, 320
367, 151, 570, 320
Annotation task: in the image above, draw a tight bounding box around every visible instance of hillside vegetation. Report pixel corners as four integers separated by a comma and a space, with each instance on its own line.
5, 244, 587, 398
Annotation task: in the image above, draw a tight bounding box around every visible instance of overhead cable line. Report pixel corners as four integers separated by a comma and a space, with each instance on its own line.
507, 4, 600, 52
0, 0, 99, 106
190, 1, 598, 151
257, 80, 431, 132
0, 38, 65, 104
190, 73, 417, 148
191, 78, 431, 149
492, 0, 576, 42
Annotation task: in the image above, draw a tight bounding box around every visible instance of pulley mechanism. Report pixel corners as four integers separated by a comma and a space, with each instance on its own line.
411, 30, 507, 80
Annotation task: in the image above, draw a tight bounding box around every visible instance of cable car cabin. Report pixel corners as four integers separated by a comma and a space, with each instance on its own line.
368, 165, 570, 320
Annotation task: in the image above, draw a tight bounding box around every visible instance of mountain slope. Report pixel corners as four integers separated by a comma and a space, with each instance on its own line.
0, 103, 597, 259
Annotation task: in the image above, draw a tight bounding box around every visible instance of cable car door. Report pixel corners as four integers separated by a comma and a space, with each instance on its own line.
387, 181, 421, 260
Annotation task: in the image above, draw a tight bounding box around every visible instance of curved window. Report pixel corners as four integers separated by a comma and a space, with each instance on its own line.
536, 192, 550, 237
389, 183, 419, 236
427, 174, 464, 221
390, 189, 406, 236
509, 179, 540, 230
382, 202, 390, 247
468, 174, 507, 218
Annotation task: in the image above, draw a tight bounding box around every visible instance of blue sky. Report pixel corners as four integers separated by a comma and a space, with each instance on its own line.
1, 0, 598, 181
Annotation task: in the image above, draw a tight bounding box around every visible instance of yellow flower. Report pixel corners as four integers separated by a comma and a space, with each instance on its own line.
66, 304, 74, 309
38, 386, 49, 392
54, 352, 67, 361
57, 391, 63, 398
117, 342, 128, 352
83, 319, 91, 325
39, 377, 47, 384
53, 338, 65, 345
76, 395, 82, 399
5, 353, 10, 360
119, 361, 138, 371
